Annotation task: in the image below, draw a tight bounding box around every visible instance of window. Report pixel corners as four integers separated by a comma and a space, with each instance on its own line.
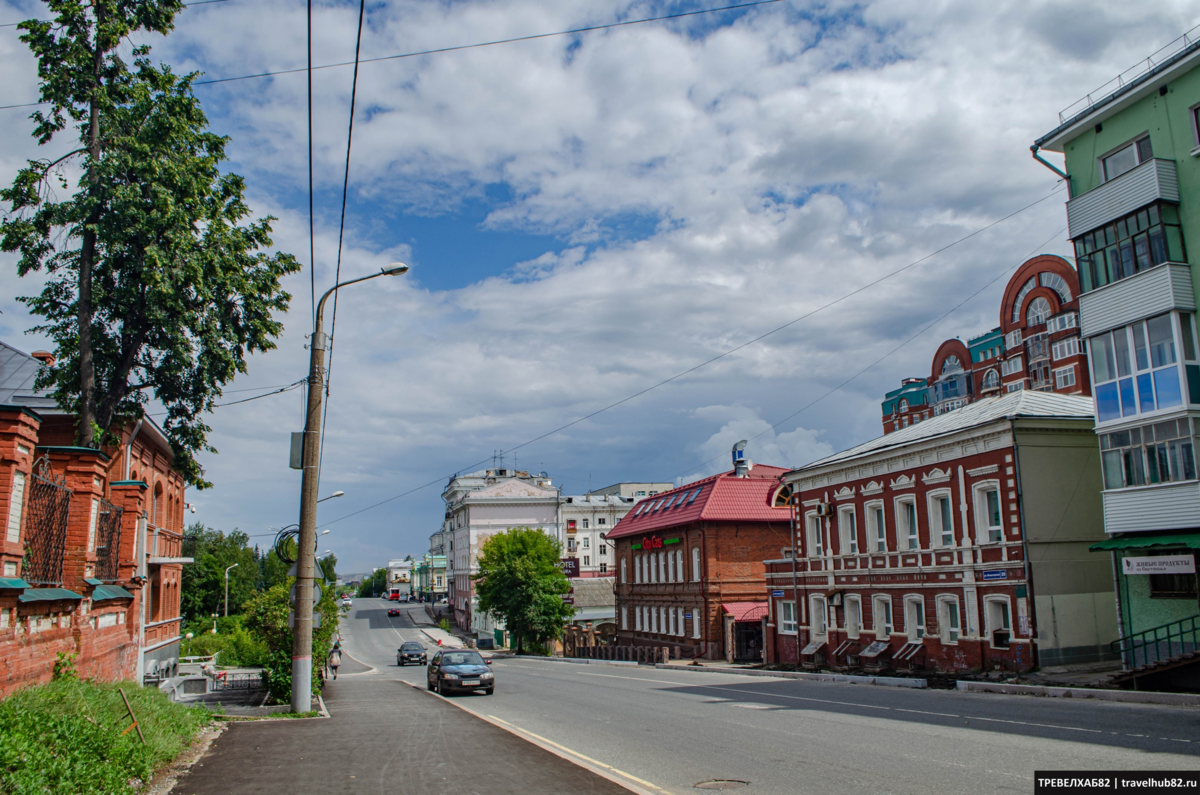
675, 549, 683, 582
985, 597, 1012, 646
904, 596, 926, 640
636, 606, 643, 631
1052, 337, 1082, 361
582, 519, 590, 529
1090, 314, 1187, 423
692, 547, 701, 582
635, 490, 646, 497
599, 562, 607, 573
844, 596, 861, 639
810, 596, 827, 637
6, 471, 25, 544
1026, 296, 1052, 326
669, 607, 676, 636
941, 355, 962, 374
582, 537, 590, 548
1147, 553, 1200, 597
1047, 312, 1078, 334
688, 488, 702, 504
621, 558, 627, 583
937, 596, 961, 644
898, 398, 909, 412
667, 550, 675, 582
1054, 366, 1077, 389
1005, 328, 1023, 349
693, 606, 702, 638
567, 520, 577, 530
663, 495, 677, 509
1040, 272, 1073, 304
929, 493, 954, 547
1101, 134, 1152, 182
1006, 381, 1025, 393
621, 606, 627, 630
838, 506, 858, 555
1001, 355, 1024, 377
896, 499, 919, 550
598, 517, 607, 526
975, 484, 1003, 543
567, 538, 576, 552
659, 552, 667, 582
1073, 202, 1186, 292
1100, 419, 1196, 489
866, 504, 886, 552
982, 369, 1000, 390
807, 514, 824, 557
780, 601, 797, 633
583, 555, 590, 566
600, 545, 607, 556
873, 595, 893, 636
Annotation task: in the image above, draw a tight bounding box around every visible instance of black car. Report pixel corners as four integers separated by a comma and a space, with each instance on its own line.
426, 650, 494, 695
397, 642, 427, 666
387, 607, 401, 617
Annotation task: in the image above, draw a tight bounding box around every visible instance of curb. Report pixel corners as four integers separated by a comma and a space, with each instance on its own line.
514, 656, 639, 668
654, 663, 928, 688
954, 680, 1200, 706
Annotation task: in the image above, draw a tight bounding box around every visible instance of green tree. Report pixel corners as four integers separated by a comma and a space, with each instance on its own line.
243, 580, 338, 704
473, 527, 574, 654
317, 554, 338, 588
356, 567, 386, 598
1, 0, 299, 487
180, 522, 258, 622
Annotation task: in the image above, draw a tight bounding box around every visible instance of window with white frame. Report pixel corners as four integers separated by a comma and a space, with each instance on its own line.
677, 607, 686, 636
1051, 336, 1082, 360
1046, 312, 1078, 334
667, 550, 675, 582
583, 555, 590, 566
1054, 365, 1077, 389
838, 505, 858, 555
985, 596, 1012, 646
583, 519, 590, 529
982, 369, 1000, 390
659, 551, 667, 581
600, 562, 608, 574
691, 547, 701, 582
600, 545, 607, 556
668, 607, 676, 635
844, 595, 861, 639
1026, 296, 1052, 326
693, 606, 702, 638
780, 600, 797, 634
904, 595, 926, 640
973, 483, 1004, 543
873, 595, 893, 636
866, 503, 886, 553
936, 595, 961, 644
598, 517, 607, 526
621, 606, 627, 630
810, 596, 827, 637
896, 498, 919, 550
1101, 134, 1152, 182
1001, 355, 1024, 376
1005, 328, 1022, 349
675, 549, 683, 582
806, 513, 824, 557
928, 492, 954, 547
582, 537, 589, 548
636, 606, 644, 631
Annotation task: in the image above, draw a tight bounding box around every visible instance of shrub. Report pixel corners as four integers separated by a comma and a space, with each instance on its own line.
0, 678, 208, 795
179, 615, 269, 667
242, 581, 339, 704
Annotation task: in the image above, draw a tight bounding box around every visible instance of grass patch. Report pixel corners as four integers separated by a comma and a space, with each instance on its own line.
0, 677, 210, 795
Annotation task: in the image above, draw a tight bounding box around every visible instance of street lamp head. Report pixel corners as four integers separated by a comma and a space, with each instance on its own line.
382, 263, 409, 276
330, 490, 344, 498
321, 529, 330, 536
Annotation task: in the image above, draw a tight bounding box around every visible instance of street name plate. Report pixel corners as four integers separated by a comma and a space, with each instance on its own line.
1123, 555, 1196, 575
981, 569, 1009, 581
772, 590, 785, 597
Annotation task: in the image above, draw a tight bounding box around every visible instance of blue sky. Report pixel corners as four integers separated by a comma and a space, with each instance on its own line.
1, 0, 1196, 571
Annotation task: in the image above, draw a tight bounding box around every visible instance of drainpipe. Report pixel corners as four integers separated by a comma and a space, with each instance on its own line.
1110, 550, 1127, 669
1030, 145, 1071, 197
1011, 420, 1039, 670
124, 418, 144, 481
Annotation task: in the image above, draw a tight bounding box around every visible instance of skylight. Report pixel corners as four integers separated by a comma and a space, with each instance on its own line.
687, 488, 702, 504
663, 495, 677, 509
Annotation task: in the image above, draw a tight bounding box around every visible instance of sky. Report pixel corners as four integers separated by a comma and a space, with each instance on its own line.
0, 0, 1195, 572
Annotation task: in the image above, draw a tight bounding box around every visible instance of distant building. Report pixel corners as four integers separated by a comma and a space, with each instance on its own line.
561, 493, 642, 578
881, 255, 1090, 434
387, 559, 413, 598
587, 482, 672, 500
412, 554, 447, 602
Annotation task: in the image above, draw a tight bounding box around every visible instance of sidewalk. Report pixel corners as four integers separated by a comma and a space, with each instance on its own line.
170, 667, 631, 794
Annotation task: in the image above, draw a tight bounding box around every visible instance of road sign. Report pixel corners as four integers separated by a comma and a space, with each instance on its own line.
290, 582, 323, 605
288, 611, 321, 629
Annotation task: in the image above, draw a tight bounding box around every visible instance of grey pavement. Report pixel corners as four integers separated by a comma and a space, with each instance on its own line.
170, 600, 630, 795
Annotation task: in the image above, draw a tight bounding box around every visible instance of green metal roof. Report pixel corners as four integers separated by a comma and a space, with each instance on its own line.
84, 577, 103, 586
19, 588, 82, 602
1091, 533, 1200, 551
91, 584, 135, 601
0, 577, 30, 589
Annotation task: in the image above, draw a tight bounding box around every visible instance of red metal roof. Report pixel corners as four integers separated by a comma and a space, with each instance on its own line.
606, 464, 790, 540
722, 602, 769, 622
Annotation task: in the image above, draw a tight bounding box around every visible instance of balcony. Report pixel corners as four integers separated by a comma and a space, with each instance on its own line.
1079, 263, 1195, 337
1102, 481, 1200, 534
1067, 158, 1178, 239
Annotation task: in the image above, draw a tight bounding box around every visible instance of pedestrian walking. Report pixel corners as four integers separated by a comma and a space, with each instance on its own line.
329, 647, 341, 680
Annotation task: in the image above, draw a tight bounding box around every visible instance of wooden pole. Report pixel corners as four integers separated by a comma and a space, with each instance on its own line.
118, 688, 146, 745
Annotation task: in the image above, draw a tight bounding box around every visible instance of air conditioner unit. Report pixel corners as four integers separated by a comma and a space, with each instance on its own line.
815, 503, 833, 517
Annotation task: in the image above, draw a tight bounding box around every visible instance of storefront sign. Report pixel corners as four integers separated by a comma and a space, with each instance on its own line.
982, 569, 1009, 581
772, 590, 785, 598
1123, 556, 1196, 576
560, 558, 580, 577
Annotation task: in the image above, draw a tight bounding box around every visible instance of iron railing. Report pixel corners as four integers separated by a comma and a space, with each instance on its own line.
212, 672, 263, 691
1112, 614, 1200, 670
94, 498, 124, 582
20, 457, 72, 586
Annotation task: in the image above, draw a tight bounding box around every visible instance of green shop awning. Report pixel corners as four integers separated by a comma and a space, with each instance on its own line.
0, 577, 30, 589
19, 588, 82, 603
91, 584, 135, 601
1091, 533, 1200, 551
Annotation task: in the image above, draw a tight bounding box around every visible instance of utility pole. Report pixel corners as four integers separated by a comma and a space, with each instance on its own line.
291, 264, 408, 713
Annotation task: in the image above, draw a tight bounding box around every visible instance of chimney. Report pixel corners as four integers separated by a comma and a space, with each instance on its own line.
732, 440, 749, 477
31, 350, 55, 367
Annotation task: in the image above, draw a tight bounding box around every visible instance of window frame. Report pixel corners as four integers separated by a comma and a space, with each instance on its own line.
1099, 133, 1152, 182
838, 505, 859, 556
1054, 365, 1077, 390
809, 595, 828, 638
872, 594, 893, 637
972, 481, 1004, 544
691, 546, 702, 582
936, 595, 961, 645
844, 595, 862, 639
984, 595, 1013, 647
779, 600, 798, 634
692, 605, 702, 638
926, 488, 955, 548
894, 496, 919, 551
903, 595, 926, 641
806, 512, 824, 558
865, 500, 887, 553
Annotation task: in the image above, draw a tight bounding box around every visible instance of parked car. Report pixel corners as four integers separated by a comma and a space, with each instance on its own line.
426, 650, 494, 695
387, 607, 401, 617
397, 642, 428, 666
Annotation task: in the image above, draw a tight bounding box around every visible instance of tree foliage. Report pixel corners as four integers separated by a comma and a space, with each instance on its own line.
179, 523, 258, 621
356, 567, 387, 598
473, 527, 574, 654
242, 581, 339, 704
1, 0, 299, 487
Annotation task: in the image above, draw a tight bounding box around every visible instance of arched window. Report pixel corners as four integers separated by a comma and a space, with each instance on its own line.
774, 484, 794, 508
982, 369, 1000, 390
1011, 277, 1037, 323
898, 398, 909, 412
1039, 272, 1072, 303
1026, 296, 1051, 326
941, 355, 962, 375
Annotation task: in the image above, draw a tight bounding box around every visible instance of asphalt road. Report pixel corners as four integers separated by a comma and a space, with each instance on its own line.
342, 598, 1200, 795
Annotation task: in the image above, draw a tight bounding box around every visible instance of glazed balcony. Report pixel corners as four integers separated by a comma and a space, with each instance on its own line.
1102, 481, 1200, 534
1080, 262, 1195, 338
1067, 158, 1178, 240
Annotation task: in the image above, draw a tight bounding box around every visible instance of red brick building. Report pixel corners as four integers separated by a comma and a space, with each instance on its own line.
609, 459, 791, 662
766, 391, 1117, 675
0, 342, 189, 695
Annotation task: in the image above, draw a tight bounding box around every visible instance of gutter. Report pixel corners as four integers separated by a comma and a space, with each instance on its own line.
1030, 145, 1071, 197
124, 418, 144, 480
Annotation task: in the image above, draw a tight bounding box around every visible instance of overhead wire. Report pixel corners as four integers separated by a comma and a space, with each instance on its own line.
314, 0, 368, 495
315, 186, 1066, 529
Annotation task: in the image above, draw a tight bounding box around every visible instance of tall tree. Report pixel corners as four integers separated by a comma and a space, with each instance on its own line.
473, 527, 574, 654
180, 522, 257, 620
1, 0, 299, 487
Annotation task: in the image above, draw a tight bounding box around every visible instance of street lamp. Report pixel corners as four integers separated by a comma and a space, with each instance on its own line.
317, 490, 344, 503
224, 563, 239, 617
291, 263, 409, 713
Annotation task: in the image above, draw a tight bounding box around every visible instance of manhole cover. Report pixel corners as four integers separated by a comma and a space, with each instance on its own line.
694, 781, 749, 790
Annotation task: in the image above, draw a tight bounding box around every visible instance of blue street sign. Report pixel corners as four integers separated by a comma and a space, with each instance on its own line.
982, 569, 1009, 581
772, 590, 785, 597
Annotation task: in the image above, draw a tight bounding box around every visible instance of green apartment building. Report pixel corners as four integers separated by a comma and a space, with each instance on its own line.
1034, 28, 1200, 688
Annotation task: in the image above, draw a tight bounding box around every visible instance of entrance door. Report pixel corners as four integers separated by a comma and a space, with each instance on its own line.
734, 623, 763, 662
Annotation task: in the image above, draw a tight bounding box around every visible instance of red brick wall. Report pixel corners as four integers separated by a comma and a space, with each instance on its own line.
0, 409, 40, 578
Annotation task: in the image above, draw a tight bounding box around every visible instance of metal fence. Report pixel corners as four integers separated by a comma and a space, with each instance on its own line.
94, 498, 124, 582
212, 672, 263, 691
21, 457, 72, 586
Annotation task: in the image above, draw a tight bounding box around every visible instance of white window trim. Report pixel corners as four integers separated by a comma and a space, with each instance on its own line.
903, 595, 926, 641
692, 605, 702, 639
925, 489, 955, 549
6, 470, 26, 544
691, 547, 701, 582
806, 512, 824, 558
809, 595, 828, 638
667, 550, 675, 583
675, 549, 683, 583
838, 505, 858, 556
1097, 132, 1152, 183
779, 600, 798, 634
972, 480, 1004, 544
936, 595, 962, 645
872, 594, 893, 637
621, 606, 628, 630
621, 558, 627, 584
844, 595, 862, 639
1054, 364, 1076, 389
984, 595, 1013, 645
864, 500, 886, 553
893, 497, 919, 551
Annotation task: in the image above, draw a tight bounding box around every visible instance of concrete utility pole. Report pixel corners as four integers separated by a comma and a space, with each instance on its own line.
291, 264, 409, 713
224, 563, 239, 617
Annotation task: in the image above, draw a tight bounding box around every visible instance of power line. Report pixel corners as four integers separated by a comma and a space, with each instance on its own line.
672, 226, 1070, 482
146, 378, 305, 418
315, 0, 367, 496
315, 186, 1065, 529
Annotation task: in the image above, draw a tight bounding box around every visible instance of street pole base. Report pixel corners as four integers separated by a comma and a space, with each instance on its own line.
291, 656, 312, 713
